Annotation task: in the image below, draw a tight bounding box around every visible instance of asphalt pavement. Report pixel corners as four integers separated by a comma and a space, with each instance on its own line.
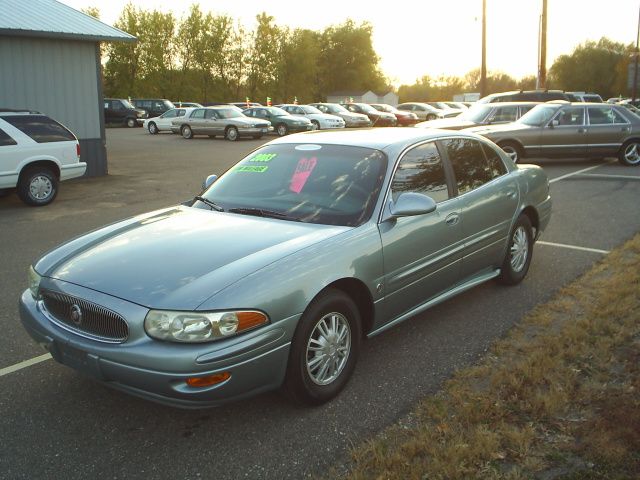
1, 128, 639, 479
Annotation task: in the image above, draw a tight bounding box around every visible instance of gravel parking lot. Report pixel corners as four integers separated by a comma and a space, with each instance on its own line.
1, 128, 639, 479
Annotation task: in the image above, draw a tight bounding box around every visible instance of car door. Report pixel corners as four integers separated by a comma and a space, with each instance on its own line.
0, 126, 20, 187
378, 140, 463, 321
441, 137, 519, 279
204, 109, 224, 135
188, 108, 207, 134
158, 109, 177, 130
539, 106, 587, 157
586, 106, 630, 157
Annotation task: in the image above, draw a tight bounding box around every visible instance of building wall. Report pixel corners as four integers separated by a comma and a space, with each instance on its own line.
0, 36, 106, 176
378, 92, 399, 106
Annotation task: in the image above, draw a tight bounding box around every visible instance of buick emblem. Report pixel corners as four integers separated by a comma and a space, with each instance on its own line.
70, 304, 83, 326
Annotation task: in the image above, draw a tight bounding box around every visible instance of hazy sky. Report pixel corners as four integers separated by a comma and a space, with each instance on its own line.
60, 0, 640, 86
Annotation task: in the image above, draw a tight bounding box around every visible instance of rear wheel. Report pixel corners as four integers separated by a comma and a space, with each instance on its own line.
284, 289, 361, 405
17, 166, 58, 206
225, 126, 239, 141
618, 139, 640, 166
499, 141, 523, 164
497, 215, 533, 285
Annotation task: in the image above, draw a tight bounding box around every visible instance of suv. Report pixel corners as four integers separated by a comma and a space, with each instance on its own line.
0, 110, 86, 206
478, 90, 575, 104
568, 92, 604, 103
104, 98, 147, 127
132, 99, 175, 118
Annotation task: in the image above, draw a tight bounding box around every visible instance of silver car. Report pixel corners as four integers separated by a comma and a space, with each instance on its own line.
20, 129, 551, 408
171, 106, 271, 141
467, 102, 640, 166
309, 102, 372, 128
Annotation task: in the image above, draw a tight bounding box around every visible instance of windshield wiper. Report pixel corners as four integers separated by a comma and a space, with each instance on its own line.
193, 196, 224, 212
228, 207, 303, 222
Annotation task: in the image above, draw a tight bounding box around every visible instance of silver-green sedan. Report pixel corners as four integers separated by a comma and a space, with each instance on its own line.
20, 129, 551, 408
467, 102, 640, 166
171, 106, 271, 141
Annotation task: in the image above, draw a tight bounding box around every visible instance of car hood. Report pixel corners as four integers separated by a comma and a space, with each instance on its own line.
229, 117, 270, 126
466, 122, 533, 136
35, 206, 349, 310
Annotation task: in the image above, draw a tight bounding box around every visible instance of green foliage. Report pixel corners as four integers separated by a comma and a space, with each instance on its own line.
100, 3, 389, 104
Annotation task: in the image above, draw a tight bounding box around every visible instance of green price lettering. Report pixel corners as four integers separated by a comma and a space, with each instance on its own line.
250, 153, 277, 163
236, 165, 269, 173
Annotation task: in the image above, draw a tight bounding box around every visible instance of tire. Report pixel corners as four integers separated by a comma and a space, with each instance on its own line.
497, 215, 533, 285
148, 122, 158, 134
499, 141, 523, 164
311, 120, 320, 131
126, 117, 137, 128
225, 126, 239, 141
618, 139, 640, 166
17, 166, 58, 206
426, 114, 437, 121
181, 125, 193, 139
276, 123, 288, 136
284, 289, 361, 405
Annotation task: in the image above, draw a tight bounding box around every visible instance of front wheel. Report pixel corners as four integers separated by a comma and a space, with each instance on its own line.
181, 125, 193, 139
499, 141, 523, 164
497, 215, 533, 285
148, 122, 158, 134
225, 126, 239, 141
126, 117, 137, 128
284, 289, 361, 405
17, 167, 59, 206
311, 120, 320, 131
426, 114, 437, 121
276, 123, 288, 136
618, 140, 640, 166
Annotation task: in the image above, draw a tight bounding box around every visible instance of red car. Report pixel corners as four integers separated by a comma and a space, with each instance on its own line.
370, 103, 419, 126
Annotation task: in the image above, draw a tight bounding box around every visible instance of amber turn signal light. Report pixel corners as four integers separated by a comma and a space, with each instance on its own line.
186, 372, 231, 388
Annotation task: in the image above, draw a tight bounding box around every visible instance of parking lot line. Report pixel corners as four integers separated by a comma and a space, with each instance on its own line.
549, 160, 616, 184
537, 241, 610, 255
0, 353, 51, 377
577, 173, 640, 181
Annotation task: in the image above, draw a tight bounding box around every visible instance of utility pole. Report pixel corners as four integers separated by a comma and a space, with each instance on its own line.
480, 0, 487, 97
539, 0, 547, 89
632, 5, 640, 102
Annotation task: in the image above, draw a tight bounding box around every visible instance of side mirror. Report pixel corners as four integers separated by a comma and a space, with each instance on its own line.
202, 174, 218, 190
383, 192, 437, 221
550, 119, 559, 127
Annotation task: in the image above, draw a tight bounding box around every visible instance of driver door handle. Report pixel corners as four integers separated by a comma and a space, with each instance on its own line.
445, 213, 460, 226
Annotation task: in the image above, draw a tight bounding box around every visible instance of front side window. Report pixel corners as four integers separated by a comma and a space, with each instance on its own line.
390, 142, 449, 203
3, 115, 75, 143
519, 105, 560, 126
161, 109, 177, 119
444, 138, 495, 195
556, 107, 585, 126
489, 106, 518, 123
0, 127, 17, 146
200, 144, 388, 227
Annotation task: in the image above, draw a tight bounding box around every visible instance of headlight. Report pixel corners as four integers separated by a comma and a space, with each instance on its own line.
144, 309, 269, 343
28, 266, 41, 299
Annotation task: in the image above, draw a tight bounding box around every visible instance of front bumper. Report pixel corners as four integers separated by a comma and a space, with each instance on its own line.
19, 286, 296, 408
344, 119, 372, 128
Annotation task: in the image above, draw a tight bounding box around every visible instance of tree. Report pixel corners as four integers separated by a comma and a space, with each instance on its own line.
246, 13, 284, 102
549, 38, 633, 98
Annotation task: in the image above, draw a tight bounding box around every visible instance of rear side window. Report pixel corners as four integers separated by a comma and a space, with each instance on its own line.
0, 127, 17, 146
444, 138, 495, 194
481, 143, 508, 178
3, 115, 75, 143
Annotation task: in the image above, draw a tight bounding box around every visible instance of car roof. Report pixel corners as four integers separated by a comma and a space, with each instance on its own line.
266, 127, 487, 151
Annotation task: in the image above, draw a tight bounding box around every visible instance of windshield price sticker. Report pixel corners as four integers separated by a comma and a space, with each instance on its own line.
236, 165, 269, 173
249, 153, 277, 163
290, 157, 317, 193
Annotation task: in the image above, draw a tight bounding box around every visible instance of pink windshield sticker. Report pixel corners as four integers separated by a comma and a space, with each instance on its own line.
289, 157, 317, 193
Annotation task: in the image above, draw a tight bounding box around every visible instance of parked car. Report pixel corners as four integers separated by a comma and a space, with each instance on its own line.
567, 92, 604, 103
104, 98, 147, 128
308, 102, 371, 128
243, 106, 313, 136
171, 106, 271, 141
132, 99, 175, 118
477, 90, 575, 104
19, 128, 551, 407
229, 102, 262, 110
425, 102, 465, 117
369, 103, 419, 126
173, 102, 202, 108
444, 102, 469, 110
396, 102, 454, 120
416, 102, 539, 130
278, 104, 345, 130
341, 103, 397, 126
0, 109, 86, 206
466, 102, 640, 166
143, 108, 192, 134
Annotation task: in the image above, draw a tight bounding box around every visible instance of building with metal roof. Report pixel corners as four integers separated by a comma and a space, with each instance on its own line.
0, 0, 136, 177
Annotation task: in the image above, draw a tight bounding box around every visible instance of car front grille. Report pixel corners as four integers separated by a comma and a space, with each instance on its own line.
41, 290, 129, 343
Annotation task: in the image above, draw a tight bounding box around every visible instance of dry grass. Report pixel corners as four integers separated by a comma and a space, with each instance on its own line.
338, 233, 640, 480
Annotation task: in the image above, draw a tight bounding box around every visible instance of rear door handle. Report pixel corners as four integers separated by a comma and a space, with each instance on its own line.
621, 127, 630, 132
445, 213, 459, 226
506, 188, 517, 199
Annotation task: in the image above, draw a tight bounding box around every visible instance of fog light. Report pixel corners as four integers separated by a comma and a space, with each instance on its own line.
186, 372, 231, 388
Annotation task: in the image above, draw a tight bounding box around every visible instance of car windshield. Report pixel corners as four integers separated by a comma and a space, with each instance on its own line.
518, 105, 559, 126
163, 100, 175, 109
459, 105, 492, 122
373, 104, 393, 112
357, 104, 378, 114
268, 107, 290, 116
300, 105, 322, 114
121, 99, 135, 109
325, 104, 348, 113
199, 144, 388, 227
216, 108, 244, 119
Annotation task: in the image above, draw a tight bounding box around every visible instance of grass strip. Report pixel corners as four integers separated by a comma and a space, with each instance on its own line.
341, 233, 640, 480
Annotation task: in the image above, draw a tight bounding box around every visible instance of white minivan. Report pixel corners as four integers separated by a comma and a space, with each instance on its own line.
0, 110, 86, 206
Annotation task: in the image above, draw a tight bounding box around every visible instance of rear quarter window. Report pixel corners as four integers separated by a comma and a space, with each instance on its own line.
3, 115, 75, 143
0, 127, 18, 146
